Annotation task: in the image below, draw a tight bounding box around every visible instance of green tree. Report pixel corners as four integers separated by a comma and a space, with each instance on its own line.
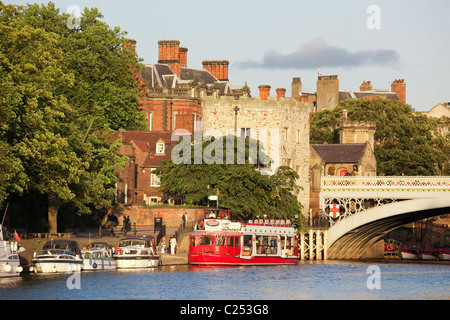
310, 98, 448, 175
0, 2, 145, 232
154, 135, 303, 223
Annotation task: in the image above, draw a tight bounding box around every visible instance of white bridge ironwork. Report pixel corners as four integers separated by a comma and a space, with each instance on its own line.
318, 176, 450, 259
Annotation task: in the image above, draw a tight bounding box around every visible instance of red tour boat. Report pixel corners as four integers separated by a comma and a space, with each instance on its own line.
188, 209, 299, 265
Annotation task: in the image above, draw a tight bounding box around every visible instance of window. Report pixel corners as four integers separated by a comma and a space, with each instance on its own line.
200, 236, 213, 246
296, 129, 301, 142
150, 168, 161, 187
190, 235, 197, 247
148, 112, 153, 131
215, 236, 226, 247
227, 236, 241, 247
284, 127, 289, 140
156, 142, 165, 154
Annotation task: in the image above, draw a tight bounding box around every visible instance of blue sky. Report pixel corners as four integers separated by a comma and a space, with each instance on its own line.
9, 0, 450, 111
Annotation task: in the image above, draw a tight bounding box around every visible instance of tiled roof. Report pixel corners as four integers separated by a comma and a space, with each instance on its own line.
311, 143, 366, 163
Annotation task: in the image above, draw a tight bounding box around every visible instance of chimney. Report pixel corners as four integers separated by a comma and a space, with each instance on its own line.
360, 80, 372, 91
258, 85, 271, 100
179, 47, 188, 67
124, 38, 137, 53
202, 60, 229, 81
391, 79, 406, 104
276, 88, 286, 99
291, 77, 302, 100
158, 40, 181, 77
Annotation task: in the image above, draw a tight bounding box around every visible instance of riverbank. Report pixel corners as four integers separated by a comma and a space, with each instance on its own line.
15, 231, 190, 270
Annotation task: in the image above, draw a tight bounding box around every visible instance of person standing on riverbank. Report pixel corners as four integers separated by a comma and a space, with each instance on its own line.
170, 236, 177, 255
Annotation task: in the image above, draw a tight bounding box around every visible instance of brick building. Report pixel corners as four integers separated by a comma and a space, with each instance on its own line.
136, 40, 250, 134
114, 131, 180, 205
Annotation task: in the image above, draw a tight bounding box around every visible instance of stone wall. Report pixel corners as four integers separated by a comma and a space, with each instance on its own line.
201, 95, 311, 213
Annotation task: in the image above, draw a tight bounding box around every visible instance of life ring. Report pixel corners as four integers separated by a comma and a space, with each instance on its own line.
386, 244, 394, 251
115, 247, 123, 255
198, 221, 205, 230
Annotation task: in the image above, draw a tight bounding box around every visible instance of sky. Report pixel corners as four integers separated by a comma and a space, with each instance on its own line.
9, 0, 450, 111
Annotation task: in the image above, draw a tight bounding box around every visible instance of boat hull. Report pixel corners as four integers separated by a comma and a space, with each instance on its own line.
419, 253, 437, 260
0, 259, 22, 277
188, 253, 298, 266
32, 259, 83, 273
438, 253, 450, 261
400, 251, 419, 260
115, 256, 160, 269
82, 258, 117, 271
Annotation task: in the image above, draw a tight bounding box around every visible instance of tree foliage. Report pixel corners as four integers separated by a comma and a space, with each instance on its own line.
310, 98, 448, 176
0, 2, 146, 232
154, 135, 303, 224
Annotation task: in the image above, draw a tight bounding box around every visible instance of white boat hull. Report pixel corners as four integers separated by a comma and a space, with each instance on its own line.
32, 259, 83, 273
115, 256, 160, 269
0, 259, 22, 277
438, 253, 450, 261
83, 258, 117, 271
400, 252, 419, 260
419, 253, 437, 260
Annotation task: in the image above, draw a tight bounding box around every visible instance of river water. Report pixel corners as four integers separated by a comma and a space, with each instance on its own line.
1, 260, 448, 301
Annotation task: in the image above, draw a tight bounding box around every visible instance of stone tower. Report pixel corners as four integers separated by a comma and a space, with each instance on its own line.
316, 75, 339, 111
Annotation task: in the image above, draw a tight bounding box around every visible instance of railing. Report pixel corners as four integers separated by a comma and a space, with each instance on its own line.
322, 176, 450, 191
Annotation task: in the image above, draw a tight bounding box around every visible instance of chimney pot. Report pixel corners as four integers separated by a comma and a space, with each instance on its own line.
276, 88, 286, 99
259, 85, 271, 100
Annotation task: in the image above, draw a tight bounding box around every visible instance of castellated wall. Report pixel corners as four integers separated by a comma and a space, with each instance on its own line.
201, 95, 311, 214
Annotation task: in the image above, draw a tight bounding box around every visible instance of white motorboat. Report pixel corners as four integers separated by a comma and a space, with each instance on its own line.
82, 242, 117, 271
419, 249, 438, 260
0, 225, 23, 277
400, 248, 420, 260
113, 235, 161, 269
32, 239, 83, 273
437, 249, 450, 261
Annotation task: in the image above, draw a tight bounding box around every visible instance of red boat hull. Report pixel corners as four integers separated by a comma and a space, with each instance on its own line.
189, 253, 298, 266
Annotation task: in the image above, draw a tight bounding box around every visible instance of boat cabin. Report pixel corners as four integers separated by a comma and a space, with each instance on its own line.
40, 240, 81, 256
117, 235, 157, 255
189, 229, 298, 258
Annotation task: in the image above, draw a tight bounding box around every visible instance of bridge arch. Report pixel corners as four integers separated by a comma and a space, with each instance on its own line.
326, 197, 450, 259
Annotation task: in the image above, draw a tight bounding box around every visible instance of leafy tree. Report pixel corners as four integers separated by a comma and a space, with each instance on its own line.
154, 135, 303, 224
0, 2, 146, 232
310, 98, 448, 175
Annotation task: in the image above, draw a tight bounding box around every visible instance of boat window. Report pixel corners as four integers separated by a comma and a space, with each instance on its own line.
215, 236, 226, 247
285, 237, 297, 256
242, 235, 252, 256
200, 236, 213, 246
227, 236, 233, 246
256, 235, 269, 254
268, 236, 277, 254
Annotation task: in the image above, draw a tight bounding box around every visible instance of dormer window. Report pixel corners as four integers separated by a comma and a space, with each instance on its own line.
156, 142, 165, 154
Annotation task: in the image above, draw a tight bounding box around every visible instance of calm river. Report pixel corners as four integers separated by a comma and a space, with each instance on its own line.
1, 260, 448, 301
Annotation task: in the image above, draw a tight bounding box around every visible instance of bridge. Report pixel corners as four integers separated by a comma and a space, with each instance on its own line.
300, 176, 450, 260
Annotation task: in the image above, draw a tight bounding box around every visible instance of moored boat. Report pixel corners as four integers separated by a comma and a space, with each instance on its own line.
419, 249, 438, 260
0, 224, 23, 277
113, 235, 160, 269
437, 248, 450, 261
82, 242, 117, 271
31, 239, 83, 273
189, 209, 299, 266
400, 248, 420, 260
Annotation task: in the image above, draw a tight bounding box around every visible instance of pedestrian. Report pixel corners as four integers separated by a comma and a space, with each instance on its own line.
170, 236, 177, 255
122, 215, 128, 236
182, 213, 187, 228
126, 215, 131, 234
161, 237, 166, 254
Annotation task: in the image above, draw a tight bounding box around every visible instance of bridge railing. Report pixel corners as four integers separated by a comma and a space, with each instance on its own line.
322, 176, 450, 191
